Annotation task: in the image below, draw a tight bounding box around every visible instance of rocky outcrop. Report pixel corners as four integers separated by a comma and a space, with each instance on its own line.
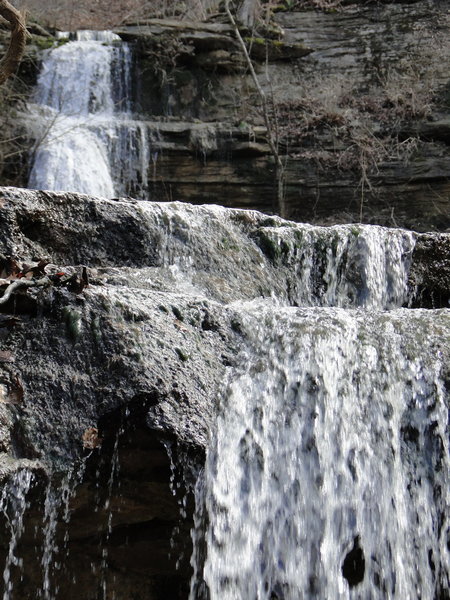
0, 185, 448, 467
110, 1, 450, 231
0, 187, 448, 598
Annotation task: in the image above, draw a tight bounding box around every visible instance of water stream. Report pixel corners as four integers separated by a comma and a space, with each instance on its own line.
190, 305, 449, 599
28, 31, 150, 198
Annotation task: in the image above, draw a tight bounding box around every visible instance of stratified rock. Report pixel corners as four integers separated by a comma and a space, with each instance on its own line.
111, 2, 450, 230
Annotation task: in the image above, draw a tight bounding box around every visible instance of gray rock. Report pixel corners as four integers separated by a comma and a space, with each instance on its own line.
0, 186, 449, 598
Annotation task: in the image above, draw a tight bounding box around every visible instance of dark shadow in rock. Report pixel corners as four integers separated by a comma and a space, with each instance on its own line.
342, 535, 365, 588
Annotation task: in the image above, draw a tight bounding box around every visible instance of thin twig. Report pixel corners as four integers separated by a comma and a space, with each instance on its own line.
224, 0, 285, 216
0, 277, 49, 305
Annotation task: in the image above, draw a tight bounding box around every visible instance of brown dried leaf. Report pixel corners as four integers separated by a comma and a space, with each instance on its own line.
0, 316, 21, 328
82, 427, 102, 450
9, 374, 24, 404
0, 257, 21, 279
0, 374, 24, 404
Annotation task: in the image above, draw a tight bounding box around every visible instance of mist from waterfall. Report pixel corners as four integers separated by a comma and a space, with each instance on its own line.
28, 31, 150, 198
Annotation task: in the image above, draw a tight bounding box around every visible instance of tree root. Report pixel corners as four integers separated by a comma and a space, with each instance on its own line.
0, 0, 27, 85
0, 278, 49, 305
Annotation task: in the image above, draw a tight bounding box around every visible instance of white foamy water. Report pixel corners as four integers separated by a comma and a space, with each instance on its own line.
191, 306, 449, 599
28, 31, 150, 198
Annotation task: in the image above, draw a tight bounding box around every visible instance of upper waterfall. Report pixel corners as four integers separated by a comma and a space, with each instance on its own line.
34, 38, 125, 116
27, 31, 149, 199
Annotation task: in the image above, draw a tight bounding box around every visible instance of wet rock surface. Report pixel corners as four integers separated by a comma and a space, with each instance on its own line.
0, 187, 448, 598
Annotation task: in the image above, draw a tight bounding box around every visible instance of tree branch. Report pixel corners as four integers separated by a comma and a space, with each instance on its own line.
0, 278, 48, 305
0, 0, 27, 86
224, 0, 285, 216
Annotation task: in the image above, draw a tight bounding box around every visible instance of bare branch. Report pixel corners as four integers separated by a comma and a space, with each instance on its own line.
0, 0, 27, 86
0, 278, 48, 305
224, 0, 285, 216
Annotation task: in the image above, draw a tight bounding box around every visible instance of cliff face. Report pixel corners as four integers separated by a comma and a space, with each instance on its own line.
0, 186, 448, 597
113, 0, 450, 230
3, 1, 450, 230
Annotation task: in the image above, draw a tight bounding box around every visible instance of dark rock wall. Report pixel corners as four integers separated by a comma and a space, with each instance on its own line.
115, 1, 450, 231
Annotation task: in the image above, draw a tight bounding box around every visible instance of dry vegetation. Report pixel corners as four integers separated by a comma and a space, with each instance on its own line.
10, 0, 217, 30
0, 77, 30, 185
272, 23, 447, 213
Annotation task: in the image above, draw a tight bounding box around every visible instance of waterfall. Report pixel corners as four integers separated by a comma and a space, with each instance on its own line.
28, 32, 150, 198
191, 307, 449, 599
0, 188, 448, 598
188, 222, 449, 598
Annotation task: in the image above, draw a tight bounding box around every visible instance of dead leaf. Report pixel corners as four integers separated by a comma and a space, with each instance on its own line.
82, 427, 102, 450
0, 258, 21, 279
0, 316, 21, 328
0, 351, 14, 363
174, 320, 189, 332
9, 374, 24, 404
0, 375, 24, 405
67, 268, 88, 294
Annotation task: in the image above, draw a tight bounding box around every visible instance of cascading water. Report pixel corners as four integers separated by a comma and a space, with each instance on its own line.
0, 187, 448, 598
186, 220, 449, 599
28, 31, 150, 198
190, 307, 449, 599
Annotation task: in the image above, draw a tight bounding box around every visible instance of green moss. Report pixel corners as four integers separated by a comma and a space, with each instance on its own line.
175, 347, 190, 362
293, 230, 304, 247
260, 217, 279, 227
219, 236, 239, 252
63, 307, 82, 342
256, 232, 281, 262
245, 37, 266, 46
90, 316, 101, 343
245, 36, 312, 61
33, 36, 67, 51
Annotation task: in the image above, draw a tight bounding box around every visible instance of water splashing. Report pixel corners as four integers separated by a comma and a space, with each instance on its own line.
190, 306, 450, 599
1, 470, 33, 600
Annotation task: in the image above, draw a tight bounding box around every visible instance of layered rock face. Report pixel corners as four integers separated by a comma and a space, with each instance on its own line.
0, 186, 448, 598
4, 1, 450, 229
112, 0, 450, 230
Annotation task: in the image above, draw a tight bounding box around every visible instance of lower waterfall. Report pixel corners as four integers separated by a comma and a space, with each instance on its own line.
190, 305, 449, 599
0, 190, 448, 599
